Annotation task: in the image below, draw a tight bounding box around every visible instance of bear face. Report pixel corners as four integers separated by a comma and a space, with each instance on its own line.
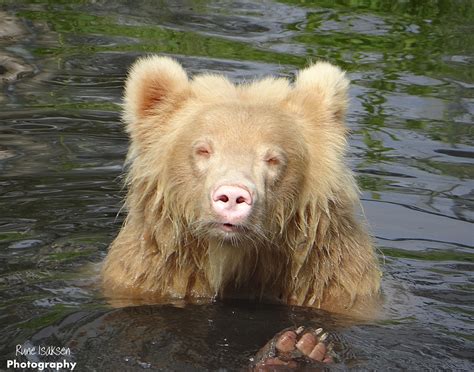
161, 102, 308, 246
102, 56, 381, 315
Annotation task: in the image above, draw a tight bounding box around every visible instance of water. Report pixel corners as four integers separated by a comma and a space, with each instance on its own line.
0, 0, 472, 370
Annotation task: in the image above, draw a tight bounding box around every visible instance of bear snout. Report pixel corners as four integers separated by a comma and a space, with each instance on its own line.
211, 185, 253, 224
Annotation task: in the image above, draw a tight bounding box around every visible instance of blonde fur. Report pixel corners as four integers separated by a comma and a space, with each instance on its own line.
102, 55, 381, 316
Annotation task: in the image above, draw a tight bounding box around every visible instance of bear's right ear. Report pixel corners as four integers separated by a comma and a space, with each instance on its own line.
123, 55, 189, 127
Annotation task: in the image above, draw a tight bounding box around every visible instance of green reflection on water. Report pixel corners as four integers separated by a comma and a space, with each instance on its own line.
18, 305, 71, 329
279, 0, 473, 82
17, 9, 305, 66
0, 232, 30, 243
438, 305, 474, 317
381, 247, 473, 262
356, 174, 392, 192
418, 159, 474, 180
47, 249, 96, 262
33, 102, 121, 111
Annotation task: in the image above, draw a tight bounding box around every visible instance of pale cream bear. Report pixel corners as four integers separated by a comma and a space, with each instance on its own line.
102, 55, 381, 317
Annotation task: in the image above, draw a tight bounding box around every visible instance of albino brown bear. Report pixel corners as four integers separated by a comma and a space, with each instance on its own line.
102, 56, 381, 319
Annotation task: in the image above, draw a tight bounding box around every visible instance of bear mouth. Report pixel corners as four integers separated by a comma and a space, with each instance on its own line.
204, 221, 251, 238
220, 223, 238, 232
210, 221, 247, 234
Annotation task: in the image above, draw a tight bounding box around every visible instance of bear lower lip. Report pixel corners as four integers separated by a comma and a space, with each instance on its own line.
209, 221, 248, 235
221, 223, 236, 232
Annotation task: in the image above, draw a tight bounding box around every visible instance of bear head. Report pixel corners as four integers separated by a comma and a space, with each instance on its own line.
122, 56, 355, 249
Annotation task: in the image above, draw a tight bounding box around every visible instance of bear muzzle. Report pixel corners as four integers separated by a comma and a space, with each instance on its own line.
211, 184, 253, 228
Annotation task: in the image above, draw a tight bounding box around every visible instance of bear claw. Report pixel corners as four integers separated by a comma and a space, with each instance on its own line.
252, 326, 336, 370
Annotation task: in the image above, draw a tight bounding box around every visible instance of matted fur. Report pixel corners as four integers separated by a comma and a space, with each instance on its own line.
102, 56, 381, 315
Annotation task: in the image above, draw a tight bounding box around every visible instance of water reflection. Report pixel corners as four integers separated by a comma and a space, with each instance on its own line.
0, 0, 472, 369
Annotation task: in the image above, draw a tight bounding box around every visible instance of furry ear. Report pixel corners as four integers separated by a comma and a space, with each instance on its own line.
292, 61, 349, 124
123, 55, 189, 125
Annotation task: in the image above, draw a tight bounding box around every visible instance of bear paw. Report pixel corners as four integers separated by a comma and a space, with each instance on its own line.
252, 326, 336, 370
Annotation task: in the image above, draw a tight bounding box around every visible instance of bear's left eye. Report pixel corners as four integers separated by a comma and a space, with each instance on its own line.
263, 149, 285, 167
265, 156, 281, 166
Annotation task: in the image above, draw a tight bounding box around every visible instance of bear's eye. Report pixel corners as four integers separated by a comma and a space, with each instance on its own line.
196, 147, 210, 157
263, 150, 285, 167
193, 142, 213, 158
265, 156, 280, 166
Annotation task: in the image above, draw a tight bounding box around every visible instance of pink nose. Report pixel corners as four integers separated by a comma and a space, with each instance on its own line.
211, 185, 252, 223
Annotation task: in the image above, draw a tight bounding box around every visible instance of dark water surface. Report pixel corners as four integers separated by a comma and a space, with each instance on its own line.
0, 0, 473, 370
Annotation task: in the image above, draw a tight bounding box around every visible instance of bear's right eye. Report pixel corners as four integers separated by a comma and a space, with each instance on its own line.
196, 147, 210, 157
193, 142, 213, 159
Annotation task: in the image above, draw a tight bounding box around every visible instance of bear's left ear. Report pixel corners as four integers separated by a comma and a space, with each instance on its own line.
291, 62, 349, 124
123, 55, 189, 126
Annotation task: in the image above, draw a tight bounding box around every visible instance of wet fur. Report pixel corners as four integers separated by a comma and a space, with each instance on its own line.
102, 56, 381, 315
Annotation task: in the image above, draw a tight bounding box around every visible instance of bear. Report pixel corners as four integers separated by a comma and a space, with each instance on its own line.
101, 55, 381, 318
